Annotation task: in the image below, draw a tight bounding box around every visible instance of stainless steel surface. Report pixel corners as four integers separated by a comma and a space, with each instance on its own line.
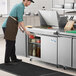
27, 28, 58, 36
27, 27, 76, 37
38, 10, 60, 27
26, 27, 76, 68
16, 30, 26, 56
73, 38, 76, 68
41, 35, 57, 64
25, 34, 28, 57
58, 37, 72, 67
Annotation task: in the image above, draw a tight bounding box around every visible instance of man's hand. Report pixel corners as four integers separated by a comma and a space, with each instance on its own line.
18, 22, 32, 35
20, 28, 24, 33
18, 25, 24, 33
25, 31, 31, 36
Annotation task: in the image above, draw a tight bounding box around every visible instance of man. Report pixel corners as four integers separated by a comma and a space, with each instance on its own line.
2, 0, 34, 64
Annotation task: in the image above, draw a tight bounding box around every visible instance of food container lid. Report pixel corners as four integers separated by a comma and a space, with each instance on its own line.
29, 35, 35, 39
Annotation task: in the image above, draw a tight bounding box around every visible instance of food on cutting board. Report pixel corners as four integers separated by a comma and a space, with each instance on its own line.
25, 25, 32, 28
64, 21, 74, 31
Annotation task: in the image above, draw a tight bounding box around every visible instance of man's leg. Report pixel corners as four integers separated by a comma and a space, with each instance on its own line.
11, 40, 17, 60
5, 40, 13, 63
2, 28, 11, 63
10, 40, 22, 62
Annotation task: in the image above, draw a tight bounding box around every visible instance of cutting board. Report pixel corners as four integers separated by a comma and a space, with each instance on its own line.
64, 20, 74, 31
66, 30, 76, 33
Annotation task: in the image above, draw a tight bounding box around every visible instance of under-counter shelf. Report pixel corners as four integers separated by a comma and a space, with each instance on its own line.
28, 42, 40, 45
28, 35, 41, 58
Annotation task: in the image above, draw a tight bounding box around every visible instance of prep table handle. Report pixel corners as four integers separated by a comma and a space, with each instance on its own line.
53, 31, 59, 35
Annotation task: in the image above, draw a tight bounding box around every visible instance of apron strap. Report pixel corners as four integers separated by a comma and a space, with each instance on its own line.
9, 16, 18, 22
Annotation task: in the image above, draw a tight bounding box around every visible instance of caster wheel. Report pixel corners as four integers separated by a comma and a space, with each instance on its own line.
57, 65, 59, 68
64, 66, 67, 70
30, 58, 32, 61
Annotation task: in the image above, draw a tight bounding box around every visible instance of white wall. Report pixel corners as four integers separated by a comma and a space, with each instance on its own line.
10, 0, 22, 11
65, 0, 74, 3
0, 18, 5, 36
7, 0, 52, 14
7, 0, 21, 14
24, 0, 52, 13
4, 0, 76, 14
52, 0, 76, 14
0, 0, 7, 14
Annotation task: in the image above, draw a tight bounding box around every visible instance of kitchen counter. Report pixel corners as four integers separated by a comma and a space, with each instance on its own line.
26, 26, 76, 37
26, 26, 76, 69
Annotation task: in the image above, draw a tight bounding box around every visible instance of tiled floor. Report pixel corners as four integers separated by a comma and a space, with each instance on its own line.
0, 38, 76, 76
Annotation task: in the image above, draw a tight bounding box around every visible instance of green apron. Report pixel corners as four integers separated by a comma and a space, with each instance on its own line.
4, 16, 18, 41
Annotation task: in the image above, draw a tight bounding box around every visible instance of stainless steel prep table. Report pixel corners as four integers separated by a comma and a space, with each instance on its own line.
26, 27, 76, 69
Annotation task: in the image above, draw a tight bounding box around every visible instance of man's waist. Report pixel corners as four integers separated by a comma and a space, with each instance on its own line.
9, 16, 18, 22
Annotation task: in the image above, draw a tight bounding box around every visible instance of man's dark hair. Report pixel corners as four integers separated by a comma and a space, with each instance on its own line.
23, 0, 25, 1
23, 0, 31, 1
23, 0, 34, 3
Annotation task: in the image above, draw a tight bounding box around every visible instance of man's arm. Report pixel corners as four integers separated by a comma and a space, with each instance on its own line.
18, 21, 31, 35
18, 25, 24, 32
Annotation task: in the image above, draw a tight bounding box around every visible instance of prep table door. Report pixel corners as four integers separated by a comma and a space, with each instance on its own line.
73, 38, 76, 68
58, 36, 71, 67
41, 36, 57, 64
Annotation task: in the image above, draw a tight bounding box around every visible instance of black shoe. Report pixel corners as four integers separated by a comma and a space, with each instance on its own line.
5, 61, 10, 63
5, 61, 17, 65
12, 59, 22, 63
4, 62, 13, 65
